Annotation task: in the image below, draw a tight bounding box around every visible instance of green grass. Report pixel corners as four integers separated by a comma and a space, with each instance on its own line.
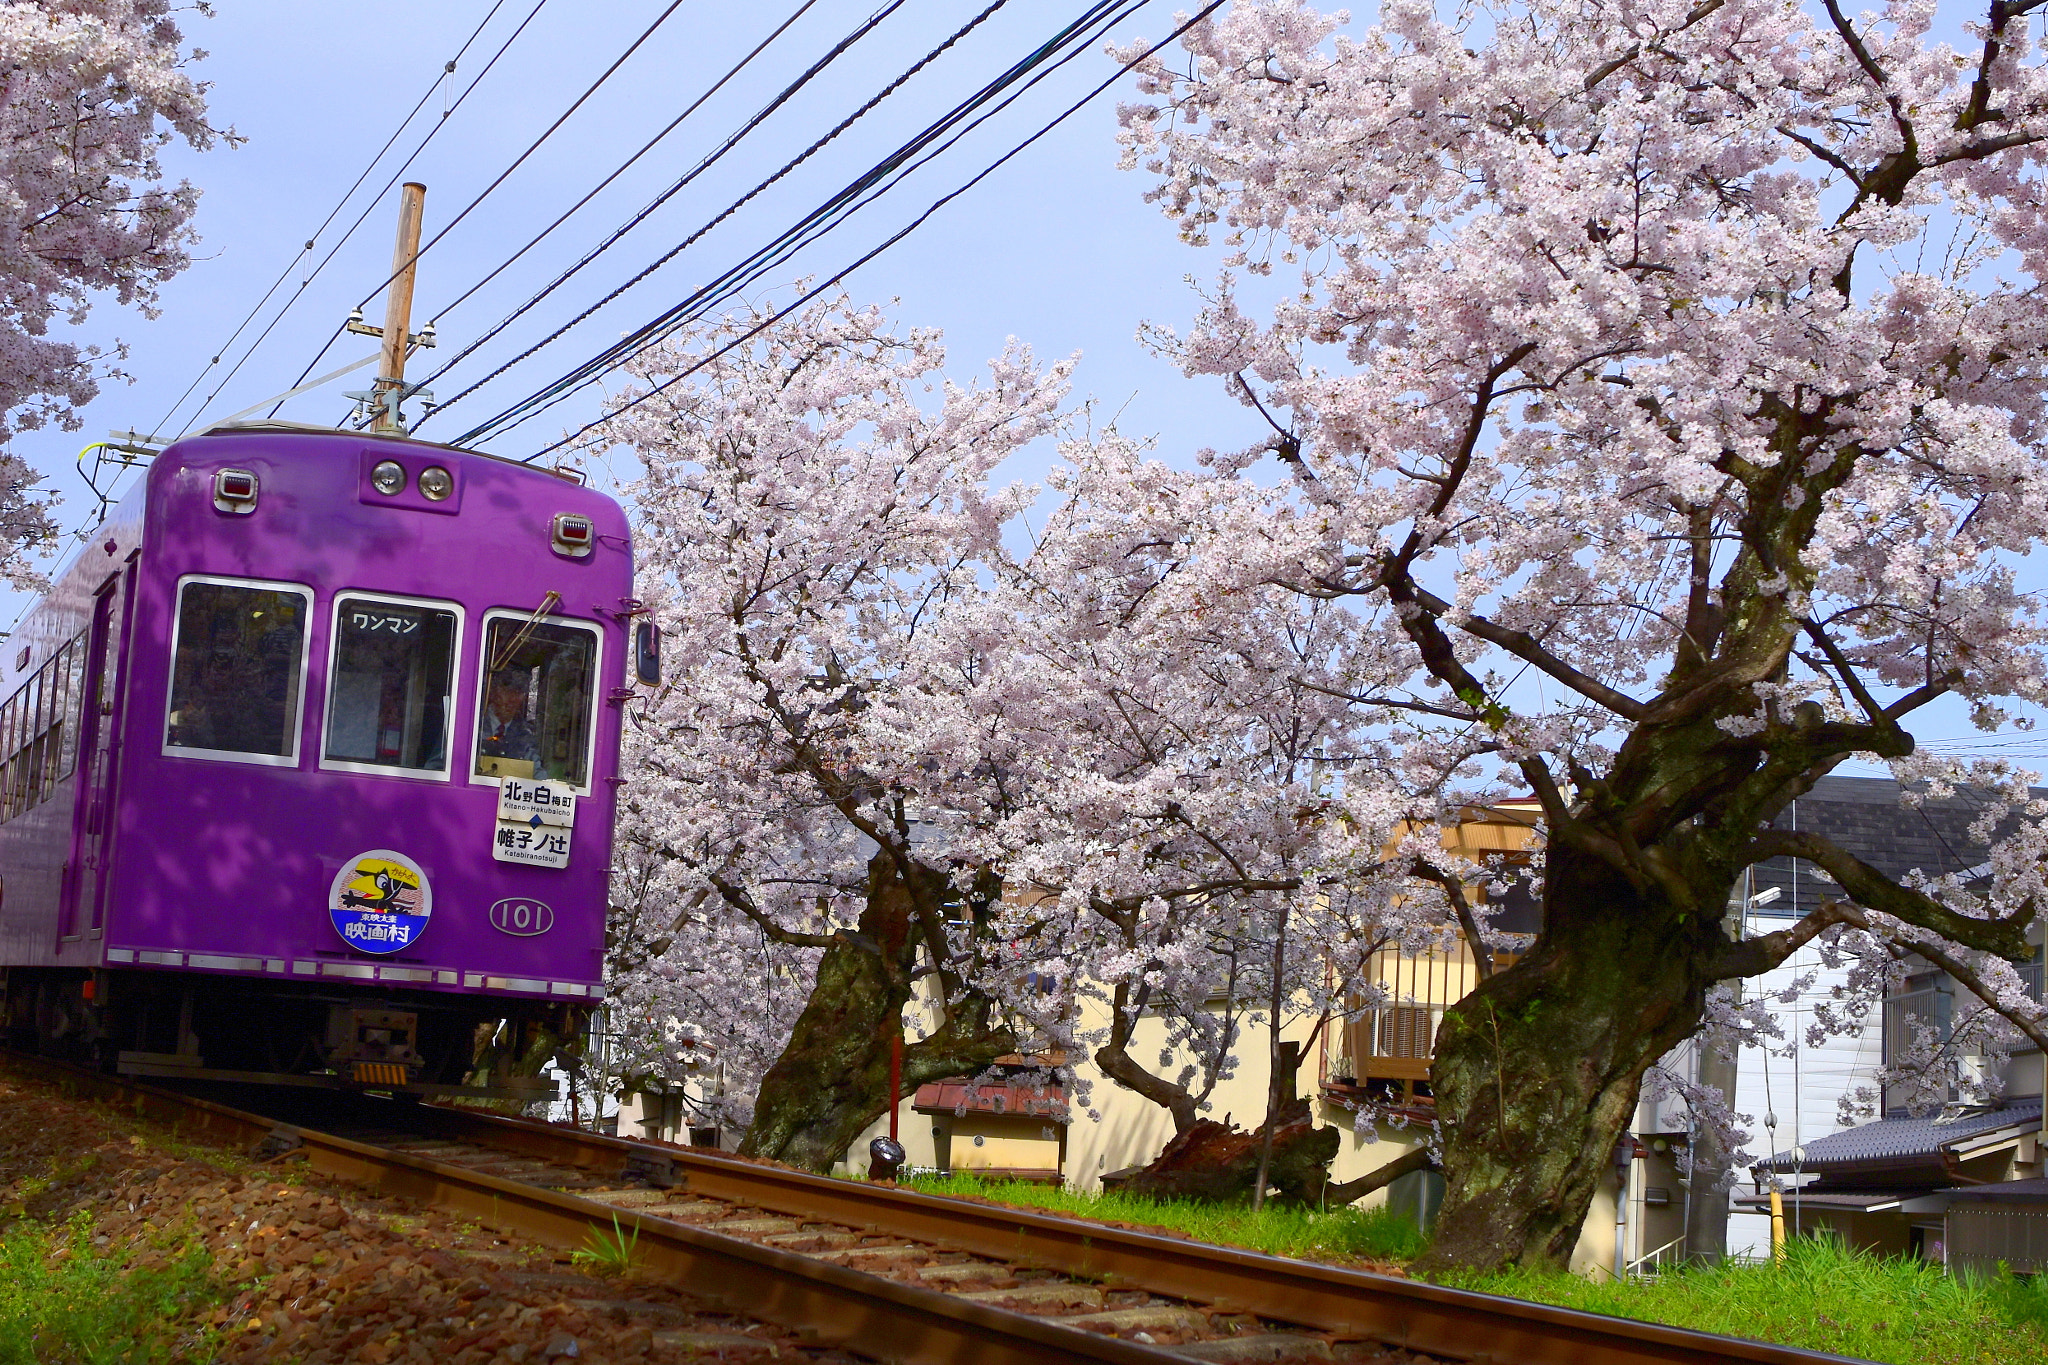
571, 1212, 643, 1276
1449, 1234, 2048, 1365
902, 1172, 1428, 1262
0, 1212, 227, 1364
907, 1180, 2048, 1364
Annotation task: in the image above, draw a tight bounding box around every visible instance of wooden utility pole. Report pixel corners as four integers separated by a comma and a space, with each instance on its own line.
375, 182, 427, 433
346, 182, 429, 433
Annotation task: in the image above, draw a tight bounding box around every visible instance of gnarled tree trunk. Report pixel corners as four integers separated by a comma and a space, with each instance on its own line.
740, 854, 1014, 1170
1418, 852, 1721, 1274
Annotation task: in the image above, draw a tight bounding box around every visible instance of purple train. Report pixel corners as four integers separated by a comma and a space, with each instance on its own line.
0, 422, 645, 1100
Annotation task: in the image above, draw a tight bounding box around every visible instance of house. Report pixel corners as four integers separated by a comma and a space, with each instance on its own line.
1740, 1099, 2043, 1259
1739, 778, 2048, 1263
839, 796, 1667, 1272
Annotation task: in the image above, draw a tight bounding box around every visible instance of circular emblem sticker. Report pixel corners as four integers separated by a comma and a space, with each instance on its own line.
328, 850, 432, 955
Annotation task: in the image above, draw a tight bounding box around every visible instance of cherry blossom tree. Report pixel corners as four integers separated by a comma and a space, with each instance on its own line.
956, 438, 1442, 1152
605, 308, 1457, 1174
1119, 0, 2048, 1271
0, 0, 222, 581
596, 838, 819, 1135
605, 292, 1072, 1169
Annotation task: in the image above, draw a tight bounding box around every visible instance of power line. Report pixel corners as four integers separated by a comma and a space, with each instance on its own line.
235, 0, 556, 425
350, 0, 696, 316
443, 0, 1151, 446
518, 0, 1227, 463
412, 0, 947, 404
256, 0, 570, 420
420, 0, 831, 331
150, 0, 520, 440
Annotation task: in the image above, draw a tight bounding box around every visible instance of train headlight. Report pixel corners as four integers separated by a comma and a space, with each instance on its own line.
418, 466, 454, 500
370, 460, 406, 495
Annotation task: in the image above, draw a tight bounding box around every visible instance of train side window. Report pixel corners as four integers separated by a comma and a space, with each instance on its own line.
0, 632, 88, 822
0, 693, 14, 818
10, 672, 39, 817
57, 639, 84, 780
473, 613, 598, 790
165, 578, 311, 763
34, 643, 61, 803
323, 595, 459, 775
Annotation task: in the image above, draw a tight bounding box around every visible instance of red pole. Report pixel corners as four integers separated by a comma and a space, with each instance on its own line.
889, 1020, 903, 1143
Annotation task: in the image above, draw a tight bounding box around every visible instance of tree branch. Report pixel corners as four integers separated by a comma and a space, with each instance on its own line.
1710, 897, 1859, 980
1409, 584, 1650, 720
1881, 924, 2048, 1056
1739, 830, 2033, 960
1413, 860, 1492, 980
1324, 1144, 1435, 1205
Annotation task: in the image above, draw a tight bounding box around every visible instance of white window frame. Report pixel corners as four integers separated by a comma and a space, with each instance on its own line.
318, 590, 466, 782
468, 607, 603, 798
161, 574, 314, 768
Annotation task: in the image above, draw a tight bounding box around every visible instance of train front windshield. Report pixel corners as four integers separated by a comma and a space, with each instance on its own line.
325, 596, 456, 772
474, 616, 596, 786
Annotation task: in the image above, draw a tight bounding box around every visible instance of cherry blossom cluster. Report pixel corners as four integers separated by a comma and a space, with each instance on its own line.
0, 0, 223, 583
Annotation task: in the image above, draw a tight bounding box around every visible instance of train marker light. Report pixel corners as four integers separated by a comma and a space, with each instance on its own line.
370, 460, 406, 495
212, 467, 259, 514
418, 465, 454, 500
552, 512, 594, 558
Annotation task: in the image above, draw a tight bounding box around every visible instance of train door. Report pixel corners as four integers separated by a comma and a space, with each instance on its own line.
60, 569, 128, 938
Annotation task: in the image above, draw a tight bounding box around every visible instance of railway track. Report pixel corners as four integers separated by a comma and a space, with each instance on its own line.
7, 1052, 1867, 1365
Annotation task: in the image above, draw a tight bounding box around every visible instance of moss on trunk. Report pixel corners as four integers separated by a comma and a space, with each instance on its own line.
739, 854, 1014, 1171
1417, 850, 1721, 1275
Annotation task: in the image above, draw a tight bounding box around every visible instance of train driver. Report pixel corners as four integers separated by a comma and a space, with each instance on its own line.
478, 667, 541, 773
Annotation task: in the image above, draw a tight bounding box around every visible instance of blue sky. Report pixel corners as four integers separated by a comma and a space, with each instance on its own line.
30, 0, 1248, 530
19, 0, 2037, 770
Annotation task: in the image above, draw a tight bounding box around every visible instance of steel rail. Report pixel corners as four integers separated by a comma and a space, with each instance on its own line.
8, 1052, 1870, 1365
0, 1054, 1178, 1364
381, 1100, 1865, 1365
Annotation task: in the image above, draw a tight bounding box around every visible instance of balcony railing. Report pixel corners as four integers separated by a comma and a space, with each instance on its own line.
1322, 942, 1527, 1107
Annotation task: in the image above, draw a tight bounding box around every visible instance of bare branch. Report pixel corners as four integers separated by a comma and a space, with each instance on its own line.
1740, 830, 2033, 960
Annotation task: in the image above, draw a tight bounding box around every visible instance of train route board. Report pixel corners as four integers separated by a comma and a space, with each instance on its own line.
493, 778, 574, 869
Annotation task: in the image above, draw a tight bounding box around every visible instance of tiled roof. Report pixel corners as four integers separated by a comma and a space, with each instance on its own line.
1943, 1177, 2048, 1206
1731, 1189, 1919, 1211
912, 1079, 1067, 1121
1757, 1095, 2041, 1173
1747, 776, 2033, 920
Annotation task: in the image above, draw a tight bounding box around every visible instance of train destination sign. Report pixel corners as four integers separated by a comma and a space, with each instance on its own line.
494, 778, 575, 869
328, 849, 433, 954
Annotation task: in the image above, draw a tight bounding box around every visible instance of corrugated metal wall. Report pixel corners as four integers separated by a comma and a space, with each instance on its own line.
1948, 1204, 2048, 1277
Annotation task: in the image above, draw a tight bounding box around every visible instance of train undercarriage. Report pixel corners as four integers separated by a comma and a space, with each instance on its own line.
0, 966, 582, 1103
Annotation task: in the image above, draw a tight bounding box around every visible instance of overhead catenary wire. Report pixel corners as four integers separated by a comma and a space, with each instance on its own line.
228, 0, 554, 428
412, 0, 972, 402
514, 0, 1228, 463
417, 0, 834, 330
352, 0, 696, 313
151, 0, 522, 442
440, 0, 1159, 447
177, 0, 563, 434
438, 0, 1139, 440
266, 0, 684, 419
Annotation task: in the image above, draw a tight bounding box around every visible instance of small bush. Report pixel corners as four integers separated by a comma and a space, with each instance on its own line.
904, 1173, 1426, 1263
571, 1213, 642, 1276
